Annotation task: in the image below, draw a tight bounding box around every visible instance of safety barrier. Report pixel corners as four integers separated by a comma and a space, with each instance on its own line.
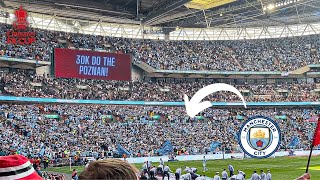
0, 95, 319, 106
125, 150, 320, 164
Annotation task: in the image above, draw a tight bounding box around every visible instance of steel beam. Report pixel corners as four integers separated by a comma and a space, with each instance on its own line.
142, 0, 191, 25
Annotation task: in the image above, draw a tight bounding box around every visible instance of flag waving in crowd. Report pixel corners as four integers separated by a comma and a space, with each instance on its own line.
306, 115, 320, 173
311, 118, 320, 147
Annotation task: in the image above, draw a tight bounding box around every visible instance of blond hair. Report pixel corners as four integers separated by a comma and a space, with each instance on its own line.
79, 159, 138, 180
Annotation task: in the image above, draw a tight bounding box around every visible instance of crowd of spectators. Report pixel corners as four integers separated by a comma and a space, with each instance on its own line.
1, 70, 319, 102
136, 37, 320, 72
0, 24, 61, 61
0, 23, 319, 71
0, 21, 319, 179
0, 104, 318, 161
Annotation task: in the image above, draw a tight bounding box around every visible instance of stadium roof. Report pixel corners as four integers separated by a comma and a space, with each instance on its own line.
2, 0, 320, 29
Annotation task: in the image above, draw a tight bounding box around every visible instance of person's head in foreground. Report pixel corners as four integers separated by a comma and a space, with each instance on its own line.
295, 173, 311, 180
79, 158, 139, 180
0, 154, 43, 180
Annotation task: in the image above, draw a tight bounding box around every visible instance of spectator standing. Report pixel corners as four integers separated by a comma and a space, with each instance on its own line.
175, 167, 182, 180
228, 164, 234, 176
222, 168, 228, 180
36, 166, 43, 178
238, 170, 246, 178
203, 156, 208, 172
266, 170, 272, 180
163, 165, 172, 180
250, 170, 261, 180
236, 171, 245, 180
160, 158, 164, 166
260, 170, 266, 180
213, 172, 221, 180
72, 169, 79, 180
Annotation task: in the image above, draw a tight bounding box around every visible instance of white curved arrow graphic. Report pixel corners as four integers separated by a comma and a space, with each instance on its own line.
184, 83, 247, 118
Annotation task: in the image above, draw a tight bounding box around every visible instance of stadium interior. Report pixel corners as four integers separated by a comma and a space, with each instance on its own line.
0, 0, 320, 179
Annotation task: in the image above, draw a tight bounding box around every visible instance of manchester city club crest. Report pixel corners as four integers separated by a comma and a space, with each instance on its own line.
238, 116, 281, 158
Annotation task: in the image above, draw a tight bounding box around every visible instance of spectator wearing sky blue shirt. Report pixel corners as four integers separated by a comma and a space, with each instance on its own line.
228, 164, 234, 177
266, 170, 272, 180
250, 170, 261, 180
260, 170, 266, 180
0, 104, 317, 162
213, 172, 221, 180
222, 169, 228, 180
163, 165, 172, 180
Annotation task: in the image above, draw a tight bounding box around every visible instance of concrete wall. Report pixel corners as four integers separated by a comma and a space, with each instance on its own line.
36, 65, 51, 76
131, 65, 144, 81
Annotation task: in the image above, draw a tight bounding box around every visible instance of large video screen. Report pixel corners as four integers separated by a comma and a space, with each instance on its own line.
54, 48, 131, 80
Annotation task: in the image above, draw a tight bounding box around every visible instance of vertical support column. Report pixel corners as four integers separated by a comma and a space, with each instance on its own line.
92, 20, 100, 35
141, 22, 144, 40
4, 8, 7, 24
164, 34, 169, 40
136, 0, 139, 18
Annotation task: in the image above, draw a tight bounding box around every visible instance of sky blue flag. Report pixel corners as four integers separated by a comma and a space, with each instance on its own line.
39, 147, 45, 156
117, 143, 131, 156
288, 137, 300, 147
158, 140, 173, 155
209, 141, 221, 151
236, 115, 244, 120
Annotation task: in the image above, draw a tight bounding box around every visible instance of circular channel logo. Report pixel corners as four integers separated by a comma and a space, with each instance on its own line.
238, 116, 281, 158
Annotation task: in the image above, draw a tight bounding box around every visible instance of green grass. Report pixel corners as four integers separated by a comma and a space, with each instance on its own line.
46, 156, 320, 179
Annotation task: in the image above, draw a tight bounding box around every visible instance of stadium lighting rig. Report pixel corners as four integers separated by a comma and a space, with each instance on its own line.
262, 0, 301, 11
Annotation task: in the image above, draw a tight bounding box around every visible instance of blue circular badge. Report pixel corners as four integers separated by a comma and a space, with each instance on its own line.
238, 116, 281, 158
